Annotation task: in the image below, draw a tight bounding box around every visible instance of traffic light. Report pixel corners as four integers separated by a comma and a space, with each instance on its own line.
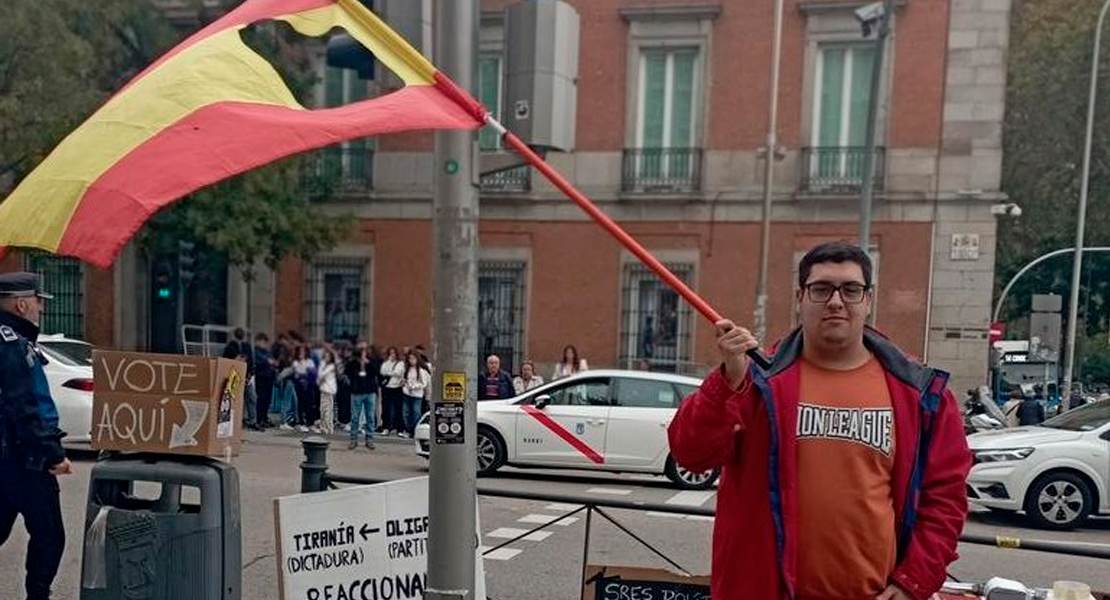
326, 0, 375, 79
177, 240, 196, 285
153, 263, 174, 301
326, 33, 376, 80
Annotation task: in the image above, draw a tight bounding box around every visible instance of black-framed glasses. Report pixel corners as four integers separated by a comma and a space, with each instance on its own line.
803, 282, 870, 304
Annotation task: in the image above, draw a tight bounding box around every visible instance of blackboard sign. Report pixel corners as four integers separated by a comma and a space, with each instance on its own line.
583, 566, 710, 600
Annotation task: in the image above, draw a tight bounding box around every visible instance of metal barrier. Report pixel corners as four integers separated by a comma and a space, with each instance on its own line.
297, 438, 1110, 595
182, 324, 249, 357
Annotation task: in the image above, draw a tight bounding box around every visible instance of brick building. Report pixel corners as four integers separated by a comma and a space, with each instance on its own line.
7, 0, 1012, 393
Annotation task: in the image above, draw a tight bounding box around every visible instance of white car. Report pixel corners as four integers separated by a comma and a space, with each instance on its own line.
967, 399, 1110, 529
37, 334, 95, 444
414, 369, 719, 489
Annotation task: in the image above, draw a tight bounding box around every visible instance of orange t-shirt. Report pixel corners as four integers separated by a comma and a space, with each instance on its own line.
796, 357, 896, 600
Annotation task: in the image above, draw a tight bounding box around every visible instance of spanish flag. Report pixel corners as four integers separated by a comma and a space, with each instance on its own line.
0, 0, 485, 268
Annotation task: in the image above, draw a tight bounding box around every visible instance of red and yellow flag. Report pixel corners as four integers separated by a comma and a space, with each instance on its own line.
0, 0, 485, 268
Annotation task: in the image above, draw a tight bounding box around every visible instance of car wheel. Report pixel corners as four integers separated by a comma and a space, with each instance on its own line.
664, 456, 719, 490
476, 427, 506, 476
1023, 472, 1093, 530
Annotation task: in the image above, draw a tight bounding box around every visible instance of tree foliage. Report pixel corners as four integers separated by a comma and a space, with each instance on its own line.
0, 0, 353, 272
1000, 0, 1110, 338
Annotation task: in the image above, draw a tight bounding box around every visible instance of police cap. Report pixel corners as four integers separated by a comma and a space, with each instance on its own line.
0, 272, 54, 299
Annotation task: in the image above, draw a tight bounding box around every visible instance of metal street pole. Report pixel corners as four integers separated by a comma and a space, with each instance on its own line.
428, 0, 479, 596
753, 0, 785, 344
992, 247, 1110, 324
1063, 0, 1110, 408
857, 0, 895, 253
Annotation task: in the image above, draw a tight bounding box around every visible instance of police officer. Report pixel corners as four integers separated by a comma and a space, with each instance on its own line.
0, 272, 71, 600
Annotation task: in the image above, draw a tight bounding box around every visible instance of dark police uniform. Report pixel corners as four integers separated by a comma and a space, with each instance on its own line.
0, 272, 66, 600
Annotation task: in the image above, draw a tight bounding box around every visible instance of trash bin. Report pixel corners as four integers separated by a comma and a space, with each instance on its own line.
80, 453, 241, 600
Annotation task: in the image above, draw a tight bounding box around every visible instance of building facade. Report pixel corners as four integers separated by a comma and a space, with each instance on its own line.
6, 0, 1013, 393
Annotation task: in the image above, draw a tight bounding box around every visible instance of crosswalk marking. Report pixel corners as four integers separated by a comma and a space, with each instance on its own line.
479, 546, 523, 561
486, 527, 553, 542
544, 503, 583, 512
586, 486, 632, 496
645, 511, 685, 519
665, 491, 716, 507
518, 513, 578, 526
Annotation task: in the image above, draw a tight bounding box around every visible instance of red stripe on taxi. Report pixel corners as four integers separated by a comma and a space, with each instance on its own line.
520, 405, 605, 464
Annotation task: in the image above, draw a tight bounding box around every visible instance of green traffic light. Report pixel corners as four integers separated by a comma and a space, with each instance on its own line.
157, 287, 172, 299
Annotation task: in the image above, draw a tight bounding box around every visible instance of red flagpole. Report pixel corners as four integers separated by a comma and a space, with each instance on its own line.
500, 133, 719, 322
429, 69, 773, 368
497, 129, 772, 370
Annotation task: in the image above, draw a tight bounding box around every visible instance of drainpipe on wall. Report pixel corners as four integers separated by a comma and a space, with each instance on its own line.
922, 0, 955, 364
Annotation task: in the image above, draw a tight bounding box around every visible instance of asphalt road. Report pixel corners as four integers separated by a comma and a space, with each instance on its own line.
1, 430, 1107, 600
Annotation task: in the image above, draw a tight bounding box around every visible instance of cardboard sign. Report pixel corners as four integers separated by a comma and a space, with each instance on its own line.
91, 350, 245, 457
583, 566, 710, 600
274, 477, 485, 600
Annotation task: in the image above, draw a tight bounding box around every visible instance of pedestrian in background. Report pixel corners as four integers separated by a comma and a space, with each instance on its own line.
222, 327, 256, 429
348, 342, 381, 450
479, 354, 514, 400
252, 333, 275, 429
513, 360, 544, 395
0, 272, 72, 600
380, 346, 405, 435
1018, 391, 1045, 426
553, 344, 588, 380
401, 350, 431, 436
315, 349, 338, 435
292, 345, 316, 432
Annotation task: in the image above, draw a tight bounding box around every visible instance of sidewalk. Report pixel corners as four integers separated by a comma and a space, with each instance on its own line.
241, 425, 416, 450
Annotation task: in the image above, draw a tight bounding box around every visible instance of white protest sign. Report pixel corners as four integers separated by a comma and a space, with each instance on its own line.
274, 476, 485, 600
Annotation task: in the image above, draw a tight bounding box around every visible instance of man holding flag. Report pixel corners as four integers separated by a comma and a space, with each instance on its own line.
669, 241, 971, 600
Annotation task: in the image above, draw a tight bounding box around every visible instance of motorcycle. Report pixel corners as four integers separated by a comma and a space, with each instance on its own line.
964, 386, 1006, 434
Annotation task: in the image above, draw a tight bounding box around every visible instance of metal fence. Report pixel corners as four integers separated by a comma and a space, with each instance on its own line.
298, 438, 713, 600
621, 148, 703, 193
481, 165, 531, 193
23, 253, 84, 338
181, 324, 250, 357
619, 263, 694, 374
799, 146, 886, 194
303, 257, 369, 343
297, 438, 1110, 600
479, 261, 527, 376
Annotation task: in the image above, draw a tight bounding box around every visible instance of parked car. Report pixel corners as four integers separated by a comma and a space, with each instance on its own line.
414, 369, 718, 489
966, 398, 1110, 529
37, 334, 95, 444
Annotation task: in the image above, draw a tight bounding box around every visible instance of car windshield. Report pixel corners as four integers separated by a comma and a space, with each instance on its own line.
1041, 399, 1110, 432
38, 340, 93, 367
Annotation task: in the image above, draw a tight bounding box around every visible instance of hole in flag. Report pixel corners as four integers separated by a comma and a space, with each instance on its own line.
238, 20, 320, 102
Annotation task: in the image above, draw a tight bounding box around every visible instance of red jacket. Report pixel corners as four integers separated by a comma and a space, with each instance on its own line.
668, 328, 971, 600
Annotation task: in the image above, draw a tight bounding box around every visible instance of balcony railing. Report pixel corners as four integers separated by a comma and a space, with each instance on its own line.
621, 148, 703, 193
480, 165, 531, 193
304, 146, 373, 197
799, 146, 885, 194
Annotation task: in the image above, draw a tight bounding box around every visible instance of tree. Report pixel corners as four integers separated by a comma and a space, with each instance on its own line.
1, 0, 354, 272
1080, 331, 1110, 385
998, 0, 1110, 339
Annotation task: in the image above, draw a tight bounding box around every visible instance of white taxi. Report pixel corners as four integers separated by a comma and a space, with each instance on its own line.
967, 399, 1110, 529
414, 369, 718, 489
38, 334, 95, 444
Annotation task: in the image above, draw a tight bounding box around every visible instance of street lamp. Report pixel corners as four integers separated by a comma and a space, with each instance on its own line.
992, 247, 1110, 324
1062, 0, 1110, 407
856, 0, 895, 253
753, 0, 785, 343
